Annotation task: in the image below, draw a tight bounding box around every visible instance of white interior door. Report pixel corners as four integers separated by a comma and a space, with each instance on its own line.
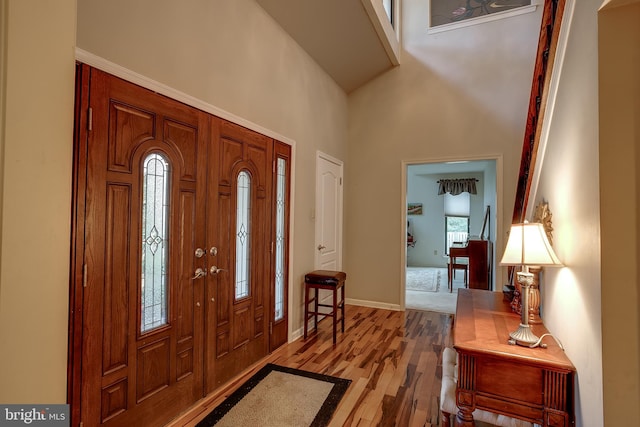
315, 152, 343, 271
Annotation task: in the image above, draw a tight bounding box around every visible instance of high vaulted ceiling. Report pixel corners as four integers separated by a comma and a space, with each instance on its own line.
255, 0, 400, 93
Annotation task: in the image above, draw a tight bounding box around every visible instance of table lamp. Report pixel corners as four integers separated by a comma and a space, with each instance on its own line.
500, 222, 562, 347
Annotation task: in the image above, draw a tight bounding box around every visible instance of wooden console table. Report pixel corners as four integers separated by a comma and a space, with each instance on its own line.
453, 289, 575, 426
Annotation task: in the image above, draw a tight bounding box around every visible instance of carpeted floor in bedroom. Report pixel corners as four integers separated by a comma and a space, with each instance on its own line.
405, 267, 467, 314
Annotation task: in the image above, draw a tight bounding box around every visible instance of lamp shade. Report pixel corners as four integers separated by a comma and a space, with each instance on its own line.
500, 222, 562, 266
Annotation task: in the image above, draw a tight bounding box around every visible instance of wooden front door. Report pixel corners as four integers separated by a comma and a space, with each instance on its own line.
206, 120, 272, 390
269, 141, 291, 352
79, 66, 208, 426
71, 64, 291, 426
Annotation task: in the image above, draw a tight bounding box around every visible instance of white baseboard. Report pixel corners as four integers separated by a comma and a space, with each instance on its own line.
345, 298, 402, 311
291, 327, 304, 342
306, 294, 401, 311
289, 297, 402, 344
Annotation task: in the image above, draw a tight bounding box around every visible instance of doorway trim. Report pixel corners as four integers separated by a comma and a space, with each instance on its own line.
399, 154, 504, 310
73, 49, 298, 347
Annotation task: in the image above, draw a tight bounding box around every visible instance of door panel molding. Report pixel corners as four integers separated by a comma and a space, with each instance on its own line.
315, 151, 344, 271
206, 121, 273, 391
78, 66, 208, 427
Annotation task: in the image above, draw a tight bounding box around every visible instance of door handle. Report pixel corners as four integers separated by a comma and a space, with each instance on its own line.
191, 267, 206, 279
317, 244, 326, 251
210, 266, 226, 275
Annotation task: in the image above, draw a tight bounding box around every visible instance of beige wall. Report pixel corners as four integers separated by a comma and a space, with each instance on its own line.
345, 0, 542, 305
598, 1, 640, 425
0, 0, 76, 402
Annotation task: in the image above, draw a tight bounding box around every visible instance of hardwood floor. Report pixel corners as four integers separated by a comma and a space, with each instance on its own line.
167, 305, 454, 427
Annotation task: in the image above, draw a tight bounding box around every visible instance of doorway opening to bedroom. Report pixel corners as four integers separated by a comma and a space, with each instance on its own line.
404, 159, 497, 313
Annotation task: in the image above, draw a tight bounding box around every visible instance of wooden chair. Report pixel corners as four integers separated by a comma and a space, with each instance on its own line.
447, 256, 468, 292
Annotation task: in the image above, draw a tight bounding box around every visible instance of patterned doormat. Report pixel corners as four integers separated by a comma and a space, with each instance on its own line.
196, 364, 351, 427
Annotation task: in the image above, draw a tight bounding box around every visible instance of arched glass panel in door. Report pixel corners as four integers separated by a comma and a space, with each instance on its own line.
235, 170, 251, 300
141, 153, 170, 333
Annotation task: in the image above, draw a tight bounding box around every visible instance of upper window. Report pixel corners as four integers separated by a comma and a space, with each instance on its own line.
429, 0, 535, 32
383, 0, 394, 26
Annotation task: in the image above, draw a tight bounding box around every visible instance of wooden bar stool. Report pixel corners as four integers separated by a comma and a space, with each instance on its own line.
303, 270, 346, 345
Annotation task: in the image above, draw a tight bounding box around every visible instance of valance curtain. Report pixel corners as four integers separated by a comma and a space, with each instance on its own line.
437, 178, 478, 195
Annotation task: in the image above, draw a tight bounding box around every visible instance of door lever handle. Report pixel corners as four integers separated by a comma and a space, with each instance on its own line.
210, 266, 227, 275
191, 267, 206, 279
317, 244, 326, 251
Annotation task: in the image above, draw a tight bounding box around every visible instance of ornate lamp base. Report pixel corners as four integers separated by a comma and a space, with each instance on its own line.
508, 323, 540, 346
508, 269, 542, 348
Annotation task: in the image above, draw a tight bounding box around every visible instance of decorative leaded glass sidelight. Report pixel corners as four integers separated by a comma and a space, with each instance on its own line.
235, 171, 251, 300
274, 158, 287, 321
141, 153, 170, 333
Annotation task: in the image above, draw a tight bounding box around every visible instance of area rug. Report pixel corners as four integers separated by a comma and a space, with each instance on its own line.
196, 364, 351, 427
406, 267, 467, 314
406, 267, 441, 292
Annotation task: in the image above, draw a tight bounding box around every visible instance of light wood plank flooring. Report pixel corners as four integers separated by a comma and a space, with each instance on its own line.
167, 305, 454, 427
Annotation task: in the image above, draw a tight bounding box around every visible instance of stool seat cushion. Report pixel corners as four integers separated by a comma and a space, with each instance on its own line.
304, 270, 346, 285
